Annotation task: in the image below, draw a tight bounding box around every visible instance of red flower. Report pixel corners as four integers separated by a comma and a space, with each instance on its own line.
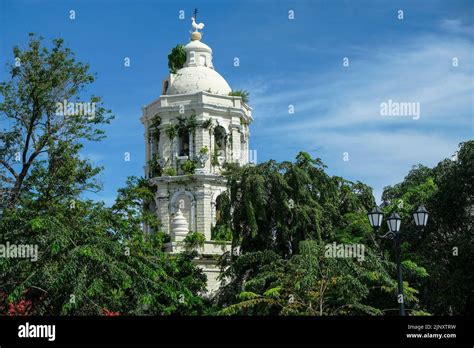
1, 290, 34, 316
6, 298, 33, 316
102, 307, 120, 316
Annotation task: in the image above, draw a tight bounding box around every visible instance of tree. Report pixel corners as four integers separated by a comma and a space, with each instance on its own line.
0, 176, 208, 315
167, 45, 186, 74
221, 152, 376, 256
219, 241, 406, 315
216, 153, 428, 315
381, 141, 474, 315
0, 34, 112, 210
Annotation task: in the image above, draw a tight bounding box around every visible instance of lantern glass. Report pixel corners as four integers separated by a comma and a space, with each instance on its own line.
413, 205, 429, 227
368, 206, 383, 228
387, 213, 401, 233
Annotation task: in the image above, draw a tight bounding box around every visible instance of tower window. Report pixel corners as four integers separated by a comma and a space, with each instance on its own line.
189, 51, 196, 64
214, 126, 226, 159
162, 80, 169, 95
199, 55, 206, 66
179, 132, 190, 156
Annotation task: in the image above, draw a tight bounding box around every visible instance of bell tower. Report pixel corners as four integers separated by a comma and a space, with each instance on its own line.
140, 17, 253, 293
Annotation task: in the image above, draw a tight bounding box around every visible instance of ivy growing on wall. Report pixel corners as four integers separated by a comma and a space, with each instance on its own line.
148, 154, 163, 177
164, 124, 178, 140
150, 114, 162, 141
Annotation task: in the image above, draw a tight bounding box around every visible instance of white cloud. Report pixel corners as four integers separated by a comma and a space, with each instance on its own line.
440, 19, 474, 36
245, 25, 474, 201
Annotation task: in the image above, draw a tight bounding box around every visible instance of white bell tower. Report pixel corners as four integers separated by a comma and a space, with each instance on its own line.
140, 18, 253, 293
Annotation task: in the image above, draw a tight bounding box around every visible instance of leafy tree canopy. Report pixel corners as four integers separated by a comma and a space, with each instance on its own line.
216, 152, 428, 315
381, 141, 474, 315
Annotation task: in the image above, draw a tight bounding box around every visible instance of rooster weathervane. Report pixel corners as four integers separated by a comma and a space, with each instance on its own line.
191, 8, 205, 33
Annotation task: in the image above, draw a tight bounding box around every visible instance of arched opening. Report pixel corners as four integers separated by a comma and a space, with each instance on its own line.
178, 132, 190, 156
170, 191, 196, 231
162, 80, 169, 95
145, 199, 158, 233
211, 192, 232, 240
214, 126, 226, 160
151, 130, 159, 157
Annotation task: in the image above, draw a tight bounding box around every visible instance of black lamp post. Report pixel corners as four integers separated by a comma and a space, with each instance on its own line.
367, 205, 428, 316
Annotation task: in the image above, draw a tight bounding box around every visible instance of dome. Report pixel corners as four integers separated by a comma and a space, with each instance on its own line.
168, 66, 231, 95
167, 35, 231, 96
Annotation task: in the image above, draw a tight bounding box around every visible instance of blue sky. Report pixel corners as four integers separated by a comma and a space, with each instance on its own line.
1, 0, 473, 204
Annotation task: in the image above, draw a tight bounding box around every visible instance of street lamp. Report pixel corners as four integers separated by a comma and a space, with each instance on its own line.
413, 205, 429, 229
367, 205, 429, 316
367, 206, 384, 230
387, 213, 402, 233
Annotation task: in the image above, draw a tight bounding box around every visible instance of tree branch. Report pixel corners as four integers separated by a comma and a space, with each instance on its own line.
0, 159, 18, 179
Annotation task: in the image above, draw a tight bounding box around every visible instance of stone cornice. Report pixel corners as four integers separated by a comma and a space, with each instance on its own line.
150, 174, 228, 186
140, 91, 253, 125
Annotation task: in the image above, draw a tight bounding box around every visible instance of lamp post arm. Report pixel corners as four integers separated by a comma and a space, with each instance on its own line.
379, 231, 396, 239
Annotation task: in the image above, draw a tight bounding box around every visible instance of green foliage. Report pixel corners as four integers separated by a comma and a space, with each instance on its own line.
163, 167, 177, 177
199, 146, 209, 155
218, 240, 403, 316
0, 173, 208, 315
201, 118, 213, 130
183, 232, 206, 250
164, 124, 177, 140
216, 152, 430, 315
149, 114, 162, 141
402, 260, 429, 278
180, 159, 197, 175
221, 152, 376, 255
211, 148, 220, 166
211, 192, 232, 241
167, 44, 186, 74
186, 113, 199, 133
0, 34, 113, 209
148, 154, 163, 177
177, 114, 198, 137
229, 89, 249, 103
381, 141, 474, 315
211, 225, 232, 241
